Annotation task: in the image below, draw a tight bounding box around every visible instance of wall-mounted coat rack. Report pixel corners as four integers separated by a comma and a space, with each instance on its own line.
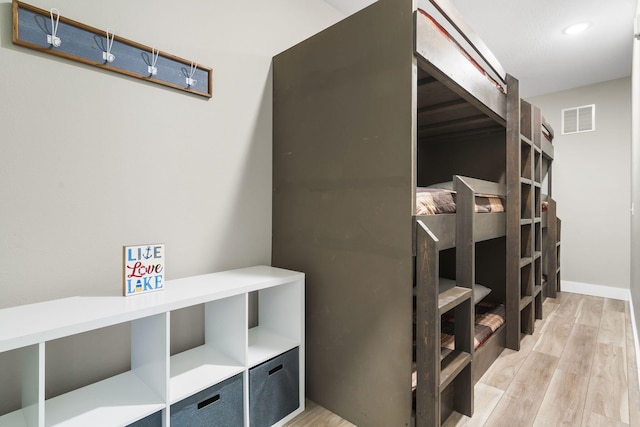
12, 0, 213, 98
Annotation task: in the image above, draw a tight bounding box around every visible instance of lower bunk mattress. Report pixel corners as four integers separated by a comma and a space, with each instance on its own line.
412, 301, 505, 390
440, 301, 506, 360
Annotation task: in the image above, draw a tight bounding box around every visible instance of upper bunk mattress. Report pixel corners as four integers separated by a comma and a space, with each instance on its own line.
416, 187, 505, 215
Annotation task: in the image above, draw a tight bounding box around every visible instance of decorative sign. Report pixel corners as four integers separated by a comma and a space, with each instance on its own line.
123, 244, 165, 296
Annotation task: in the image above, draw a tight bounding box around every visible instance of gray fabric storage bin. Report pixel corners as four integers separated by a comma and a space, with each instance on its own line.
128, 411, 162, 427
249, 347, 299, 427
170, 373, 244, 427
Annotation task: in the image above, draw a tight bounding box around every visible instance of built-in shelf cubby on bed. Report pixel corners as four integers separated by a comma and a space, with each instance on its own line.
272, 0, 557, 425
506, 94, 557, 349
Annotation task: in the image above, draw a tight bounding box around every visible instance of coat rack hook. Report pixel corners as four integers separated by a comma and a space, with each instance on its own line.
148, 46, 159, 76
186, 61, 197, 87
47, 8, 61, 47
103, 28, 115, 63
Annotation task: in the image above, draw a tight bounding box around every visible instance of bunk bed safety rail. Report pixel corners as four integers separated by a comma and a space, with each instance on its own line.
414, 1, 508, 123
454, 176, 475, 290
430, 176, 506, 198
426, 0, 507, 87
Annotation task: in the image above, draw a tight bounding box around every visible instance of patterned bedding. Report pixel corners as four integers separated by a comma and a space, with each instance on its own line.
416, 187, 505, 215
411, 301, 505, 390
440, 301, 506, 359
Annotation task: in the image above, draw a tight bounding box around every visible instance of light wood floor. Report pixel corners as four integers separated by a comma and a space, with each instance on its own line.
284, 292, 640, 427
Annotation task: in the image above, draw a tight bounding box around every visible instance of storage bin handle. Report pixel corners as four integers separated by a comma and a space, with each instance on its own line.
197, 394, 220, 410
268, 364, 283, 376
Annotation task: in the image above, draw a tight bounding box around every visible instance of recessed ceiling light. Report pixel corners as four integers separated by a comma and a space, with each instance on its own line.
563, 22, 591, 35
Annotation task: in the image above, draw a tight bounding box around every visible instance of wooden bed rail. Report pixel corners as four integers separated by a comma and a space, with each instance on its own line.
454, 176, 475, 290
429, 175, 507, 197
427, 0, 507, 86
412, 175, 507, 254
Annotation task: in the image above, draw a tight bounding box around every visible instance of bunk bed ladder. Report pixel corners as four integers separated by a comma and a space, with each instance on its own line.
415, 177, 475, 426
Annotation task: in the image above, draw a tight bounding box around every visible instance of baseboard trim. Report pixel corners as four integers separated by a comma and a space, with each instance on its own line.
561, 280, 630, 301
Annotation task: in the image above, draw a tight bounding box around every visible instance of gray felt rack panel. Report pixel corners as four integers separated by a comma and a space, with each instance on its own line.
12, 0, 212, 98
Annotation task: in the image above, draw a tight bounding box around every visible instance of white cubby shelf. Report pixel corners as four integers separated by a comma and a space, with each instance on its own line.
0, 265, 305, 427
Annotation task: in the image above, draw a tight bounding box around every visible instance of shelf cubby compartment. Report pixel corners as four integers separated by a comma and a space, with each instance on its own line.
535, 256, 543, 285
248, 281, 303, 368
520, 224, 532, 259
46, 316, 168, 427
520, 263, 532, 299
534, 222, 541, 253
520, 139, 533, 180
520, 100, 533, 141
534, 150, 542, 183
520, 183, 532, 219
521, 306, 534, 335
557, 218, 562, 242
0, 345, 43, 427
439, 350, 472, 392
534, 187, 541, 219
534, 257, 543, 319
170, 295, 246, 405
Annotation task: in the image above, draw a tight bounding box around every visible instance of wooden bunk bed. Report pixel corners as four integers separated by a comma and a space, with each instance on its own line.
271, 0, 547, 425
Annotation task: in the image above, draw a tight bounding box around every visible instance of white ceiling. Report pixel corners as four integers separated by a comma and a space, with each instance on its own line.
324, 0, 637, 98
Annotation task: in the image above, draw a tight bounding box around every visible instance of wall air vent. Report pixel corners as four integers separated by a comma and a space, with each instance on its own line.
561, 104, 595, 134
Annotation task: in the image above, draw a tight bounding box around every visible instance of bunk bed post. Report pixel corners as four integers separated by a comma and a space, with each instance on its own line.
546, 198, 558, 298
556, 217, 561, 292
519, 100, 536, 335
533, 106, 544, 321
415, 220, 441, 427
505, 74, 521, 351
453, 176, 474, 416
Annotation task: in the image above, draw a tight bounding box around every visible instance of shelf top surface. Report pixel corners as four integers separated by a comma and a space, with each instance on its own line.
0, 266, 303, 352
45, 371, 164, 427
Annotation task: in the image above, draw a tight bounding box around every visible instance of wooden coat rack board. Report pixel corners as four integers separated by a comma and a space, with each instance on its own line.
12, 0, 213, 98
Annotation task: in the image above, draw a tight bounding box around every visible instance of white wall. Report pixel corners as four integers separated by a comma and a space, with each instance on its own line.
529, 77, 632, 291
0, 0, 344, 414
